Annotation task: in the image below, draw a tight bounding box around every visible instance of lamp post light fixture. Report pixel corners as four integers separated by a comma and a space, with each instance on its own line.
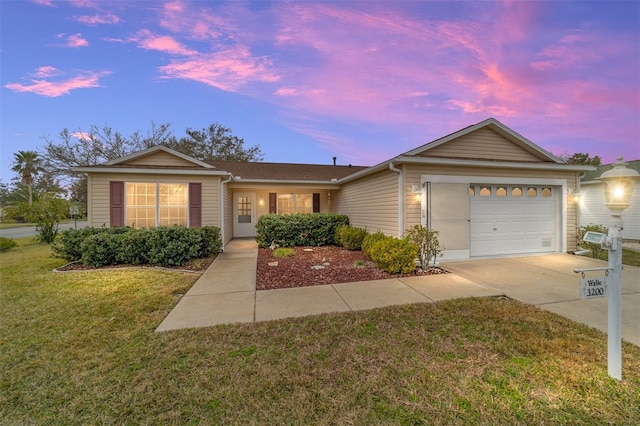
596, 157, 640, 380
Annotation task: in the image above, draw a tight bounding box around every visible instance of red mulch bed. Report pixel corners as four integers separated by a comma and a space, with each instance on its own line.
257, 246, 446, 290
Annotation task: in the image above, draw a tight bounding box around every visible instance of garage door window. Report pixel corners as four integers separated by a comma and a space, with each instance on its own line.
511, 187, 522, 197
496, 186, 507, 197
480, 186, 491, 196
527, 187, 537, 197
541, 187, 552, 197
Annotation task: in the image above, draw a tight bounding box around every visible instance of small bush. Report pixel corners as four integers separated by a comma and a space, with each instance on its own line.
53, 227, 130, 261
0, 237, 18, 252
273, 247, 295, 257
577, 224, 608, 259
256, 213, 349, 247
335, 225, 368, 250
362, 231, 390, 258
81, 232, 121, 268
404, 225, 442, 269
366, 236, 418, 274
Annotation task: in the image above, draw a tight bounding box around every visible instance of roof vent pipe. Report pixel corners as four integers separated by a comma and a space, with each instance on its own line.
333, 156, 337, 166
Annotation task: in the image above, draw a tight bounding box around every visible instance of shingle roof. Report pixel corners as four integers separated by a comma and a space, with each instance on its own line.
581, 160, 640, 182
205, 160, 367, 181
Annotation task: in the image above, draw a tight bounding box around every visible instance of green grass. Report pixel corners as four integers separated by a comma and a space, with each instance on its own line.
2, 239, 640, 424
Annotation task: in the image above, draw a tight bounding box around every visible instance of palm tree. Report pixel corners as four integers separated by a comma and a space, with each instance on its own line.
11, 151, 43, 205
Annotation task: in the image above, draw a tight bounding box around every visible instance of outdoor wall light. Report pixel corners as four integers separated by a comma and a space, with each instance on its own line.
259, 197, 264, 206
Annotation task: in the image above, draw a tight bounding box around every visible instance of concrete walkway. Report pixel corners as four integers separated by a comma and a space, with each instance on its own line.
156, 239, 640, 347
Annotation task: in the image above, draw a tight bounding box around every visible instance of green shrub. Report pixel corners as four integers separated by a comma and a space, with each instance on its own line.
335, 225, 368, 250
0, 237, 18, 252
273, 247, 295, 257
255, 213, 349, 247
53, 227, 130, 261
404, 225, 442, 269
18, 196, 69, 244
362, 231, 390, 258
81, 232, 121, 268
57, 226, 222, 267
577, 224, 609, 259
366, 236, 418, 274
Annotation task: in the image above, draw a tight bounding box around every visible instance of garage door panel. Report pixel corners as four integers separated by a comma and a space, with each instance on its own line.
470, 184, 558, 257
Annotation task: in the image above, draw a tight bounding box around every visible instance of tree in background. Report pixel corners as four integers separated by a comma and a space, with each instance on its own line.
161, 123, 264, 161
560, 152, 602, 166
41, 122, 263, 206
11, 151, 43, 204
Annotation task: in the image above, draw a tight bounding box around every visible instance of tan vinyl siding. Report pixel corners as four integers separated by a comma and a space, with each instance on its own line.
334, 170, 399, 236
87, 172, 221, 228
123, 151, 201, 167
418, 128, 544, 162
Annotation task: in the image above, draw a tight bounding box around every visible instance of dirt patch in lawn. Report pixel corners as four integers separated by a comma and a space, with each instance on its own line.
257, 246, 446, 290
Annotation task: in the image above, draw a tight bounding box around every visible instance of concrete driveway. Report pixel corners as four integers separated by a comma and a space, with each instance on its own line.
441, 254, 640, 346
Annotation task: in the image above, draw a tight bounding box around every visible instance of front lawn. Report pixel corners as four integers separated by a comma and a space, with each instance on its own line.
2, 239, 639, 424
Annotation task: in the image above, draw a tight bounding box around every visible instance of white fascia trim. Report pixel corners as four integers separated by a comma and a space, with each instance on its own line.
72, 166, 229, 176
397, 156, 594, 171
104, 145, 215, 169
420, 174, 566, 186
231, 179, 342, 186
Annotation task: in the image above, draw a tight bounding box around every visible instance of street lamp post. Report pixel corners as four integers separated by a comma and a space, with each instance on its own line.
596, 157, 640, 380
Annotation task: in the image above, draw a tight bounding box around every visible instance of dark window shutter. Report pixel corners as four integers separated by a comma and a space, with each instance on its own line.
269, 193, 277, 214
313, 193, 320, 213
109, 181, 125, 227
189, 183, 202, 227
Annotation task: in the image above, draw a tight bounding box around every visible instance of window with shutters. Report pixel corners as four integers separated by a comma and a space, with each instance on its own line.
125, 183, 188, 228
275, 193, 315, 214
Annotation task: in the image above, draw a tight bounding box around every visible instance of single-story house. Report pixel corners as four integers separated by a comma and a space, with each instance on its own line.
578, 159, 640, 240
74, 118, 593, 260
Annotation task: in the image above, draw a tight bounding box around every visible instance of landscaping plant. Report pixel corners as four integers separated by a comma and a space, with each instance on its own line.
335, 225, 368, 250
364, 234, 419, 274
0, 236, 18, 252
17, 195, 69, 244
404, 225, 442, 269
255, 213, 349, 247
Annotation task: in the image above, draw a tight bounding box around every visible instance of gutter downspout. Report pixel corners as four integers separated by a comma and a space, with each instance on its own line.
389, 162, 403, 238
220, 173, 235, 251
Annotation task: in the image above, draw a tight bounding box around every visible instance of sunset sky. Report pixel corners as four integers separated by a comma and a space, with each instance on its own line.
1, 0, 639, 184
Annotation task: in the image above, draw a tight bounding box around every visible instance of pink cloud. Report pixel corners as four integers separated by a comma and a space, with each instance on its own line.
32, 0, 55, 6
34, 66, 58, 78
67, 33, 89, 47
74, 13, 121, 25
5, 69, 111, 97
135, 29, 197, 56
71, 131, 94, 141
158, 46, 279, 91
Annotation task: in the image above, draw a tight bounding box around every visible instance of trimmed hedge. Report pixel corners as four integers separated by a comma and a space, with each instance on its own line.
362, 232, 418, 274
54, 226, 222, 268
255, 213, 349, 248
335, 225, 368, 250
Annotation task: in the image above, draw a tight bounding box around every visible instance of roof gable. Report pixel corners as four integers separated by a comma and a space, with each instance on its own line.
105, 146, 214, 169
405, 118, 562, 163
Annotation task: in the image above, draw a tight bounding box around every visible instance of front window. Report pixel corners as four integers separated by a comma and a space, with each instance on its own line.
277, 193, 313, 214
126, 183, 188, 228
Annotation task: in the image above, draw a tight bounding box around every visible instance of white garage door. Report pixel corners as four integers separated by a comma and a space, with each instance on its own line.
470, 185, 557, 256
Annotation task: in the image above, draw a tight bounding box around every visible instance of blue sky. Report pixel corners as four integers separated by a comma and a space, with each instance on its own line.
1, 0, 639, 185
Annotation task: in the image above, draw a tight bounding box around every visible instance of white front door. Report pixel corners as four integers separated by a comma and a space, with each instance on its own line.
234, 192, 256, 237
